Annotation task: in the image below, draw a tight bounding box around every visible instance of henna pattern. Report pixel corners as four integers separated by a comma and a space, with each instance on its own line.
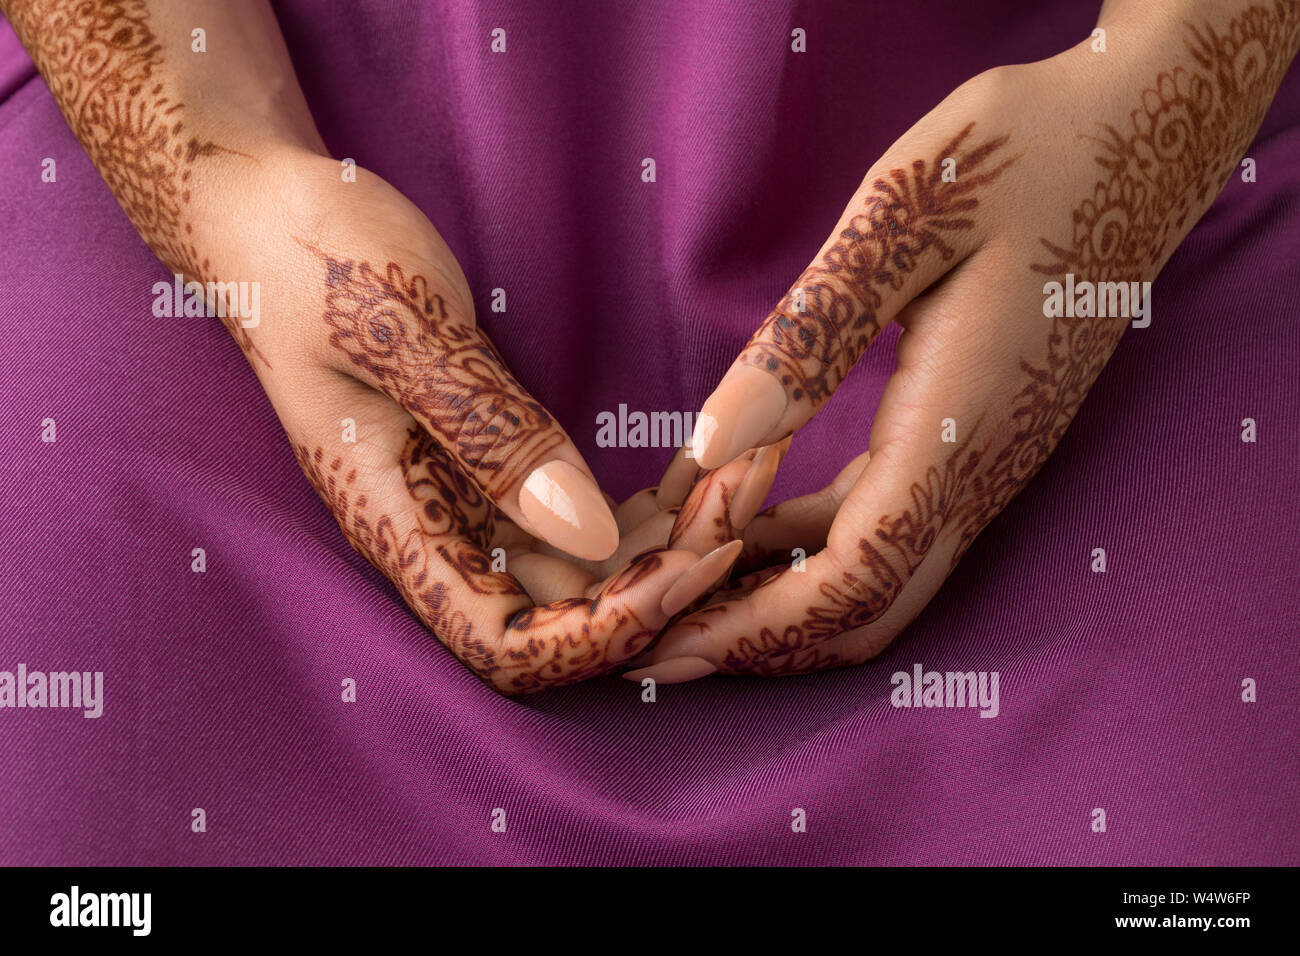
293, 430, 515, 597
296, 427, 673, 694
945, 0, 1300, 560
737, 123, 1015, 405
6, 0, 265, 361
306, 245, 565, 501
497, 550, 668, 694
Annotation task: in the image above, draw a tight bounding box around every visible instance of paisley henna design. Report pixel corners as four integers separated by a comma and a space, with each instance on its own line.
737, 124, 1015, 405
945, 0, 1300, 561
4, 0, 265, 362
306, 244, 565, 501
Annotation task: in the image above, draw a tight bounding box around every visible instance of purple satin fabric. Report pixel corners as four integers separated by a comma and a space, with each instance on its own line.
1, 0, 1297, 865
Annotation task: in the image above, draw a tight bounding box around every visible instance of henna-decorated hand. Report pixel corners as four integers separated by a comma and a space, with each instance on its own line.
634, 2, 1300, 682
270, 159, 631, 564
248, 159, 785, 694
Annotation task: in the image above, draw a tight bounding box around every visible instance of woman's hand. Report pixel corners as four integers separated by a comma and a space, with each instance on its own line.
637, 2, 1300, 682
261, 157, 625, 563
237, 155, 782, 694
1, 0, 750, 694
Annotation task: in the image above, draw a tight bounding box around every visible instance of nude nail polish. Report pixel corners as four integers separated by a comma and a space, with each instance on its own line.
729, 439, 786, 530
661, 539, 742, 618
518, 460, 619, 561
692, 365, 788, 470
622, 656, 717, 684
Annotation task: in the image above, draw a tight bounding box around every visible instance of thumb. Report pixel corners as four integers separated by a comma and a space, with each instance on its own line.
304, 242, 619, 561
691, 122, 1013, 469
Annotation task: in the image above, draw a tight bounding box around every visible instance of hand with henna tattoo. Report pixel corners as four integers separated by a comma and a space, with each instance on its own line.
255, 155, 784, 692
633, 0, 1300, 683
2, 0, 623, 564
1, 0, 797, 693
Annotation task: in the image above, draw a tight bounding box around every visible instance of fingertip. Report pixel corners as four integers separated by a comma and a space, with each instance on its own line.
518, 459, 620, 561
691, 365, 789, 469
650, 620, 711, 663
660, 539, 743, 618
614, 488, 662, 534
655, 444, 699, 508
729, 437, 788, 530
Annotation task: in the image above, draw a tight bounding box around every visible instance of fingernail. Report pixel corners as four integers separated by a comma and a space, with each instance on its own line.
729, 438, 787, 530
655, 445, 699, 508
518, 460, 619, 561
622, 656, 717, 684
692, 365, 788, 470
661, 539, 742, 618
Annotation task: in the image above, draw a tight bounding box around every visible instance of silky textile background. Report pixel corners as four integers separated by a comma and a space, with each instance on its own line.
1, 1, 1297, 865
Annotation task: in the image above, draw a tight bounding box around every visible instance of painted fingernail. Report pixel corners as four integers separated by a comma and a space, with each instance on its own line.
655, 445, 699, 508
692, 365, 788, 470
729, 438, 787, 530
518, 460, 619, 561
622, 656, 717, 684
661, 539, 743, 618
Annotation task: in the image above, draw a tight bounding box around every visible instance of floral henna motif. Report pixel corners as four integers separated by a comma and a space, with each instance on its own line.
400, 428, 496, 545
737, 123, 1015, 405
306, 245, 565, 501
945, 0, 1300, 561
6, 0, 265, 362
293, 430, 517, 599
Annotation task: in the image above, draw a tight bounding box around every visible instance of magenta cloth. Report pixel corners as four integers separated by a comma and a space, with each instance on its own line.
2, 0, 1297, 866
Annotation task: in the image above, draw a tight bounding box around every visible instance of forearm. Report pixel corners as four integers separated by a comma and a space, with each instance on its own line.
2, 0, 325, 280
